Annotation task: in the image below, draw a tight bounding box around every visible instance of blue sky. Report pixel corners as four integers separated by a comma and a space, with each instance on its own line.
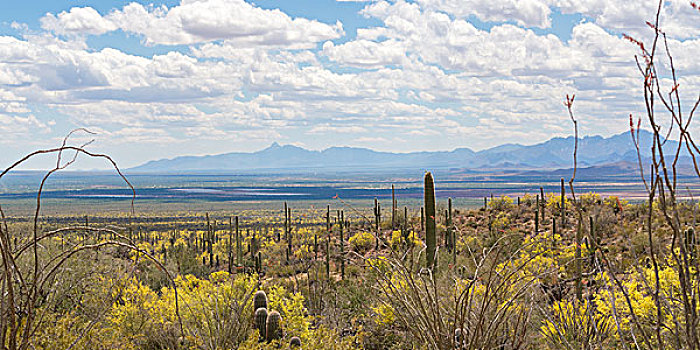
0, 0, 698, 169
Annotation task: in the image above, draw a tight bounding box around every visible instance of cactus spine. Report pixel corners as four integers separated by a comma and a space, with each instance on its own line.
266, 310, 282, 342
425, 172, 436, 270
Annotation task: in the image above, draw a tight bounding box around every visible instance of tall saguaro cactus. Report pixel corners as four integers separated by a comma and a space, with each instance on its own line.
446, 198, 453, 249
391, 184, 396, 230
235, 216, 241, 266
448, 197, 455, 265
425, 172, 436, 270
535, 197, 539, 234
338, 210, 345, 280
228, 217, 233, 273
374, 197, 381, 249
326, 205, 331, 278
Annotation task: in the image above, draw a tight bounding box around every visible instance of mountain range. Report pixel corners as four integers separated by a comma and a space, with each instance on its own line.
130, 130, 676, 173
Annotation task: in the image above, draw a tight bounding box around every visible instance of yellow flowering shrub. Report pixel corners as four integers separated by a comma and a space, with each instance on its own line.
540, 299, 614, 349
492, 212, 510, 231
390, 230, 421, 248
546, 192, 569, 211
579, 192, 602, 206
349, 231, 374, 252
109, 272, 259, 349
604, 196, 628, 212
372, 303, 395, 325
488, 196, 514, 211
592, 262, 696, 347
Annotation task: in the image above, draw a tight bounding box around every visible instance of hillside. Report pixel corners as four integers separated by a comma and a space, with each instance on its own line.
130, 130, 674, 172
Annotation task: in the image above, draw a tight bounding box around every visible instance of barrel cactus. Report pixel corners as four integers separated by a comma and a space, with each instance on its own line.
266, 310, 282, 342
289, 336, 301, 347
254, 307, 268, 340
254, 290, 268, 311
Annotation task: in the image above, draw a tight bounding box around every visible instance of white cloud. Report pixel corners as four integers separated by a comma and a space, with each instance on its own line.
309, 124, 369, 134
417, 0, 552, 28
39, 0, 344, 48
103, 0, 344, 47
322, 39, 406, 68
41, 7, 117, 36
416, 0, 699, 40
0, 114, 51, 143
553, 0, 699, 39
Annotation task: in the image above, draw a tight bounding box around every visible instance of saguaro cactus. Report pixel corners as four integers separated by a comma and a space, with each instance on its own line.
535, 194, 540, 233
446, 198, 453, 249
374, 197, 381, 249
685, 227, 696, 264
391, 184, 396, 230
284, 202, 290, 262
402, 206, 409, 244
339, 210, 345, 280
236, 216, 242, 266
228, 217, 233, 273
287, 206, 292, 256
540, 186, 545, 222
448, 197, 455, 264
425, 172, 436, 270
326, 205, 331, 278
255, 251, 262, 274
589, 216, 597, 265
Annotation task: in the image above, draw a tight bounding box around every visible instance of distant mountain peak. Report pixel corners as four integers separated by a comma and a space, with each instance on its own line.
129, 130, 674, 173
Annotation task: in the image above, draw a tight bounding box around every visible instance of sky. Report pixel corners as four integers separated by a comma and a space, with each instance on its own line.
0, 0, 699, 169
